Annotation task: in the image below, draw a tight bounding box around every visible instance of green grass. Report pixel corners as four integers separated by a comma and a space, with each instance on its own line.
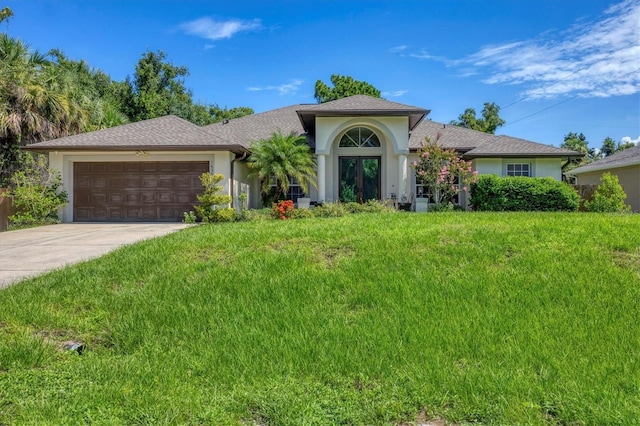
1, 212, 639, 425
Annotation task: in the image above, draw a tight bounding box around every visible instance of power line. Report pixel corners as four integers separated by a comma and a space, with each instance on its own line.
500, 40, 638, 111
502, 67, 640, 128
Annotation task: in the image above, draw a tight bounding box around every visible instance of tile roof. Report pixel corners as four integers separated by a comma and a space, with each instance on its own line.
568, 144, 640, 174
24, 115, 237, 151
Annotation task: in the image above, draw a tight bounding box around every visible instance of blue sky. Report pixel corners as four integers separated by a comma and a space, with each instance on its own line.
5, 0, 640, 149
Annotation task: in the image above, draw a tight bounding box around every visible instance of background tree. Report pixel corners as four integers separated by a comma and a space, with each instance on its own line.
247, 131, 317, 204
0, 34, 91, 185
314, 74, 381, 103
561, 132, 600, 172
210, 105, 254, 123
1, 6, 13, 23
121, 50, 253, 125
449, 102, 505, 134
601, 136, 636, 157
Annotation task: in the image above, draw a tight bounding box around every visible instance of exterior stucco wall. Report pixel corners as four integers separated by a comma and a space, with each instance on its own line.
575, 165, 640, 212
49, 150, 231, 222
314, 116, 409, 203
315, 116, 409, 155
473, 157, 563, 180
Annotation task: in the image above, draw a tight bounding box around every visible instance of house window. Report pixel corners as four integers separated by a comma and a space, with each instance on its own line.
270, 176, 305, 202
339, 127, 381, 148
506, 163, 531, 177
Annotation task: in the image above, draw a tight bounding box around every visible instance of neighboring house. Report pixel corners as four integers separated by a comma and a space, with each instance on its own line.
567, 144, 640, 212
25, 95, 580, 222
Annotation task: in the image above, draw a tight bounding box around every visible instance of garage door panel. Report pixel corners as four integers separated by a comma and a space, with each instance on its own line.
93, 193, 108, 204
108, 163, 123, 172
108, 193, 124, 204
74, 161, 208, 222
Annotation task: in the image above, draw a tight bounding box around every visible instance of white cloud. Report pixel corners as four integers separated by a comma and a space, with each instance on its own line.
382, 90, 408, 97
621, 136, 640, 145
247, 79, 303, 95
389, 45, 408, 54
405, 0, 640, 99
179, 17, 262, 41
409, 50, 458, 66
474, 0, 640, 99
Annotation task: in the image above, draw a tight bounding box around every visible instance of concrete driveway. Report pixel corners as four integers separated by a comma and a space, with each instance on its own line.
0, 223, 191, 289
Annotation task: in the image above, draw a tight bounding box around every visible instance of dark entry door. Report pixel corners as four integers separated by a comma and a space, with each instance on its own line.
339, 157, 381, 203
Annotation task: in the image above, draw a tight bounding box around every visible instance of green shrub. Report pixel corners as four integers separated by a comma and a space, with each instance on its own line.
194, 173, 233, 223
2, 153, 68, 226
241, 208, 274, 222
343, 202, 365, 214
312, 202, 347, 218
429, 202, 456, 212
291, 208, 314, 219
584, 172, 631, 213
183, 211, 197, 224
362, 199, 395, 213
470, 175, 580, 211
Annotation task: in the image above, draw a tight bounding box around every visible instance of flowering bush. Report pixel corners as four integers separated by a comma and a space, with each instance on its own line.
272, 200, 294, 219
411, 133, 478, 206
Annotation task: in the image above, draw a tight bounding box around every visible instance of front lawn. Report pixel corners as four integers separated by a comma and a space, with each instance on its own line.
0, 212, 638, 425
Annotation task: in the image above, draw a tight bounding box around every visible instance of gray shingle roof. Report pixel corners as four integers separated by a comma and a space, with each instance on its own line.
202, 104, 309, 149
409, 120, 580, 157
296, 95, 429, 132
568, 144, 640, 174
22, 96, 582, 159
24, 115, 241, 151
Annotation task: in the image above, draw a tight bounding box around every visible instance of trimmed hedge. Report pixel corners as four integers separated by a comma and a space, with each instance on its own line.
470, 175, 580, 211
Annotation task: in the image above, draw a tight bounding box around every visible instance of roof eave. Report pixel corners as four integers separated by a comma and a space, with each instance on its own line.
22, 144, 248, 154
296, 109, 430, 133
462, 153, 584, 159
567, 159, 640, 175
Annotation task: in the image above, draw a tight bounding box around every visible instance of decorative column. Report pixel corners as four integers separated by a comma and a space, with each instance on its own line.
317, 154, 326, 203
398, 154, 408, 199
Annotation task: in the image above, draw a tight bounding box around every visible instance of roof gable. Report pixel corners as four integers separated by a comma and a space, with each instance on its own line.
296, 95, 429, 132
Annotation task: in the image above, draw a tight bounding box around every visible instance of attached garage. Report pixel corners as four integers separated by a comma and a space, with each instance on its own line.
73, 161, 208, 222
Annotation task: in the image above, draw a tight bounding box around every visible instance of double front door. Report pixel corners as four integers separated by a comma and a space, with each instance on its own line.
339, 157, 381, 203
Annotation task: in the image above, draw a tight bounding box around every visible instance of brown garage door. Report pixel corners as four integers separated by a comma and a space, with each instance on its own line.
73, 161, 209, 222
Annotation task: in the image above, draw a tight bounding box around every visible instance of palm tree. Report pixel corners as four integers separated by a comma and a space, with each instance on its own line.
247, 131, 317, 203
0, 34, 93, 185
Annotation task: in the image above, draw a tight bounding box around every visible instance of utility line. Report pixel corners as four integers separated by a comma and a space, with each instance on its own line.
502, 67, 640, 128
500, 40, 638, 111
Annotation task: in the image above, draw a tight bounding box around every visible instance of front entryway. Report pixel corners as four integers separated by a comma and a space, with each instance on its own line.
339, 157, 381, 203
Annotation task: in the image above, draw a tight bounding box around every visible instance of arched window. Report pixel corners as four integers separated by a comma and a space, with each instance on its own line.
339, 127, 381, 148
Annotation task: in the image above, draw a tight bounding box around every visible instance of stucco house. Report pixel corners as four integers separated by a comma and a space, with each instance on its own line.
567, 144, 640, 212
25, 95, 579, 222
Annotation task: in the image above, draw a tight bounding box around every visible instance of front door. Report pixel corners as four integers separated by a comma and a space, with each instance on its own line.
339, 157, 381, 203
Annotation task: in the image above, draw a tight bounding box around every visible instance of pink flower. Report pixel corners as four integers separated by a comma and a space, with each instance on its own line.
412, 161, 418, 167
473, 171, 479, 175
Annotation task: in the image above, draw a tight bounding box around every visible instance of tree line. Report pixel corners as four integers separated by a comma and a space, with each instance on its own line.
0, 7, 253, 185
